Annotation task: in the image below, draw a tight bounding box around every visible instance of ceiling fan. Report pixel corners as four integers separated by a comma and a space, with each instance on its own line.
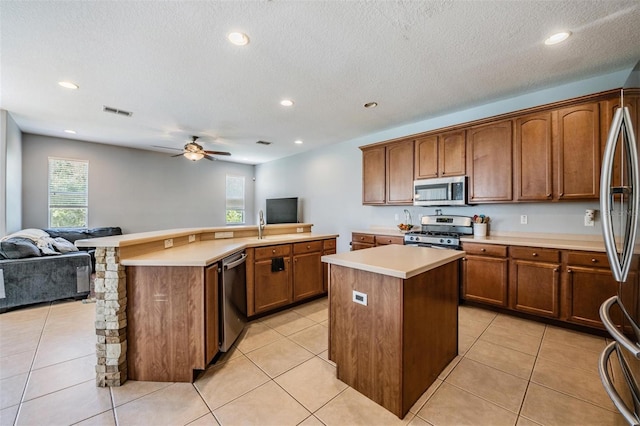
153, 136, 231, 161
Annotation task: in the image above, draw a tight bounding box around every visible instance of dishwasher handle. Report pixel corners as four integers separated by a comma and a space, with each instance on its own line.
224, 253, 248, 270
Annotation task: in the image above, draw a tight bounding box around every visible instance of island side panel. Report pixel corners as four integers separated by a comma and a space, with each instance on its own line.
126, 266, 205, 382
329, 264, 403, 417
402, 260, 459, 415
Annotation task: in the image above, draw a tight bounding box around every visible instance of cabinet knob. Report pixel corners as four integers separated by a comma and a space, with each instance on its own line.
307, 245, 310, 249
272, 249, 276, 253
591, 258, 597, 263
360, 237, 364, 240
554, 268, 559, 272
481, 248, 486, 252
568, 269, 573, 273
546, 193, 552, 198
462, 258, 467, 261
532, 253, 538, 257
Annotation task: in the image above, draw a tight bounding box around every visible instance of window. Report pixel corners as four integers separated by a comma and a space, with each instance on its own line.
48, 158, 89, 228
226, 175, 245, 224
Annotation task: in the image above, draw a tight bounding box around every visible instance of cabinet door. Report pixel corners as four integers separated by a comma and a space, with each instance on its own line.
462, 255, 508, 307
467, 120, 513, 202
205, 264, 219, 365
386, 140, 415, 205
439, 130, 466, 177
323, 248, 336, 292
362, 146, 386, 204
555, 103, 600, 199
351, 242, 374, 251
564, 266, 635, 329
375, 235, 404, 246
600, 95, 638, 188
254, 258, 292, 314
414, 135, 438, 179
510, 260, 560, 318
293, 252, 323, 301
515, 112, 553, 201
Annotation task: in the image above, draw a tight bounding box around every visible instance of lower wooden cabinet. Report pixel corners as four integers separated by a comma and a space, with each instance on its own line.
323, 239, 337, 292
461, 243, 637, 331
247, 238, 334, 316
563, 251, 637, 330
461, 243, 508, 307
351, 232, 404, 250
293, 241, 323, 301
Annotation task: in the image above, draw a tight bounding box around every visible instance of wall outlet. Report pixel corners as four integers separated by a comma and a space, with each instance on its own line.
353, 290, 368, 306
394, 214, 399, 221
520, 215, 528, 225
214, 232, 234, 239
296, 227, 304, 233
164, 238, 173, 248
188, 234, 195, 243
584, 216, 595, 227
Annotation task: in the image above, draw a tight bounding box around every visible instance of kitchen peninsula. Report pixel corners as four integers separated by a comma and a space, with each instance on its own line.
322, 244, 464, 418
75, 224, 337, 386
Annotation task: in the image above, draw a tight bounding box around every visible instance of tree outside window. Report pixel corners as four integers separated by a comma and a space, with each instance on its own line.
48, 158, 88, 228
226, 175, 245, 224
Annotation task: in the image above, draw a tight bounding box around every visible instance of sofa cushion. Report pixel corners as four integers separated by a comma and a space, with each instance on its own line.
52, 237, 79, 253
87, 227, 122, 238
42, 228, 89, 244
0, 237, 42, 259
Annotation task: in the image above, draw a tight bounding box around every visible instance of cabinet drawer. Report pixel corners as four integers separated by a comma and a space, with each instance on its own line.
510, 246, 560, 263
375, 235, 404, 246
566, 251, 638, 269
255, 244, 291, 260
462, 243, 507, 257
352, 233, 375, 244
294, 240, 323, 254
323, 239, 336, 250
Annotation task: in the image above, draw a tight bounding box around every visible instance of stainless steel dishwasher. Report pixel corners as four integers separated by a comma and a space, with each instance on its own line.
220, 250, 248, 352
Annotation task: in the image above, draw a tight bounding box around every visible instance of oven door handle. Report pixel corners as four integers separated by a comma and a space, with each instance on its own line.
599, 341, 640, 426
600, 296, 640, 358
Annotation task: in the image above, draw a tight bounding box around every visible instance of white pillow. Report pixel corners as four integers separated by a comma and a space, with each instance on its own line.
1, 228, 50, 242
52, 237, 79, 253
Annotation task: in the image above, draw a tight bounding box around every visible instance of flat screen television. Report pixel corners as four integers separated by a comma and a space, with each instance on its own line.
266, 197, 298, 224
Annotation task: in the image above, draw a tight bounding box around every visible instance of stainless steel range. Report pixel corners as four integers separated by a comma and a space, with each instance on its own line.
404, 215, 473, 249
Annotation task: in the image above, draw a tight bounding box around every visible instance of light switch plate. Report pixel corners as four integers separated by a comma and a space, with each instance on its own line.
353, 290, 368, 306
164, 238, 173, 248
188, 234, 196, 243
520, 215, 528, 225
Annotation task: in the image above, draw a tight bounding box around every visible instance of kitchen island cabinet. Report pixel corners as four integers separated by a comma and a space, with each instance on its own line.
126, 264, 218, 382
323, 245, 463, 418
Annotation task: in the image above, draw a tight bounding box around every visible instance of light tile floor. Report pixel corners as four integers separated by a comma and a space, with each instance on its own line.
0, 297, 627, 425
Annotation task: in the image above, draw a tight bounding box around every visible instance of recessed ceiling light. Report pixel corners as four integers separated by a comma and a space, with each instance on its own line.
364, 102, 378, 108
64, 129, 76, 134
58, 81, 79, 89
294, 140, 303, 145
228, 32, 250, 46
280, 99, 294, 107
544, 31, 571, 45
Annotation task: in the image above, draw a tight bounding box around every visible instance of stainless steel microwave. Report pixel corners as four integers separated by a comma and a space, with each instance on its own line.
413, 176, 468, 206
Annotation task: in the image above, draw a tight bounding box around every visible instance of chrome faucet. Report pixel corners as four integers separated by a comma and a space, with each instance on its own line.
258, 210, 265, 239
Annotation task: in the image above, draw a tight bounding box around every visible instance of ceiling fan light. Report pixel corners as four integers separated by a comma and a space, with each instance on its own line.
184, 151, 204, 161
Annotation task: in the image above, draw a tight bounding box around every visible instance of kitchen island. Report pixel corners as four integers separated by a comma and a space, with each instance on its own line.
322, 244, 464, 418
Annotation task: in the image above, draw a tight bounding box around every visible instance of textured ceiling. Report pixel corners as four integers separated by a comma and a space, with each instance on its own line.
2, 1, 640, 165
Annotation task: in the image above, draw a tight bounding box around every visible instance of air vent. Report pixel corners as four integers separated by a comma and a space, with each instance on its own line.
102, 106, 133, 117
256, 140, 272, 145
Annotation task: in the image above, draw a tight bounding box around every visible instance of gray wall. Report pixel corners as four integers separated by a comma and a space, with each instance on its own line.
1, 110, 22, 235
22, 134, 255, 233
255, 69, 629, 253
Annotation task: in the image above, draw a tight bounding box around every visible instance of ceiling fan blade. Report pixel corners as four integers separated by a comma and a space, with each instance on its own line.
203, 154, 216, 161
152, 145, 183, 152
171, 153, 184, 157
204, 150, 231, 156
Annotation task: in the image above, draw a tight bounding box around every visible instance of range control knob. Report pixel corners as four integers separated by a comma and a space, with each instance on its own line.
439, 238, 444, 243
415, 237, 420, 242
447, 239, 452, 244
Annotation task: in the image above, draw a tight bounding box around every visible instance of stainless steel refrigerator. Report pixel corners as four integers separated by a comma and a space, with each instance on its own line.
599, 60, 640, 425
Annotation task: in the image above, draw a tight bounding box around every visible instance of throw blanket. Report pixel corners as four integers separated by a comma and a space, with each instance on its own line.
1, 229, 77, 255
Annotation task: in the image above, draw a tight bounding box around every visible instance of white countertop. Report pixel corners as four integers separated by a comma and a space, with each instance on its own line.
322, 244, 464, 279
121, 233, 338, 267
460, 233, 606, 252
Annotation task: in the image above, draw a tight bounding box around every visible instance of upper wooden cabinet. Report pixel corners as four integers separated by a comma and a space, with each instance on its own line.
414, 131, 466, 180
600, 94, 638, 188
362, 139, 414, 206
467, 120, 513, 203
362, 146, 386, 204
386, 140, 415, 204
514, 112, 553, 201
554, 102, 601, 200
